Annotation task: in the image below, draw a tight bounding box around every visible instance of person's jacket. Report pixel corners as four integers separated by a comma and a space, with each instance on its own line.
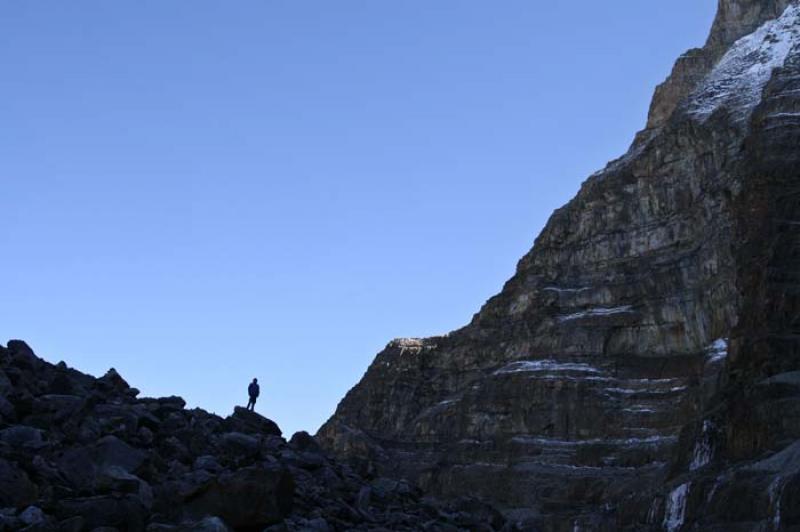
248, 382, 260, 398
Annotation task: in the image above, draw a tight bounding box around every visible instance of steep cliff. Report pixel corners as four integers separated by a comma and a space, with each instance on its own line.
319, 2, 800, 530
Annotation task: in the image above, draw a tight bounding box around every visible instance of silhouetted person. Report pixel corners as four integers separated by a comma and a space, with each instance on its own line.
247, 378, 260, 411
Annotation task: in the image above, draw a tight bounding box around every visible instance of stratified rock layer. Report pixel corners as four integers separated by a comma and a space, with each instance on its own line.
0, 340, 509, 531
319, 2, 800, 530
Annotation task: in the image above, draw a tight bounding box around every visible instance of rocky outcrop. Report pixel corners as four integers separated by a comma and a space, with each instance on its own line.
320, 2, 800, 530
0, 340, 510, 531
647, 0, 794, 129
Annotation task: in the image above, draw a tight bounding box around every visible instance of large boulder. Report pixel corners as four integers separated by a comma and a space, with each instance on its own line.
57, 494, 148, 532
0, 368, 12, 396
0, 458, 38, 508
289, 431, 322, 453
0, 425, 47, 449
57, 435, 147, 491
182, 464, 294, 528
6, 340, 40, 370
225, 407, 282, 437
97, 368, 130, 392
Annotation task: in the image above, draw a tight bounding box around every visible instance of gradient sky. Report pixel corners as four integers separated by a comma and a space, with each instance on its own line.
1, 1, 717, 436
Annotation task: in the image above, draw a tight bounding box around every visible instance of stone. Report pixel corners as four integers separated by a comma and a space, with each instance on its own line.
289, 431, 322, 453
56, 516, 85, 532
93, 436, 146, 473
98, 368, 130, 391
0, 368, 12, 395
0, 425, 46, 449
0, 459, 38, 508
7, 340, 40, 369
0, 395, 16, 421
225, 407, 282, 437
96, 467, 153, 510
304, 517, 330, 531
193, 455, 223, 473
217, 432, 260, 456
181, 464, 294, 528
57, 495, 147, 531
19, 506, 47, 526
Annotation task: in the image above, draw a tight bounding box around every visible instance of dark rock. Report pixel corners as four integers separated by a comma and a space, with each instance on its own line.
0, 395, 16, 422
57, 495, 147, 532
57, 516, 85, 532
0, 459, 38, 508
0, 425, 47, 449
19, 506, 47, 527
97, 368, 129, 392
217, 432, 260, 459
181, 464, 293, 528
289, 431, 322, 453
0, 368, 12, 396
192, 455, 222, 473
93, 436, 146, 472
96, 467, 153, 509
226, 407, 282, 437
7, 340, 40, 368
34, 395, 85, 421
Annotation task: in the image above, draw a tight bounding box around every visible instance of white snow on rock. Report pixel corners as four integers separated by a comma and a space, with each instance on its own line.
706, 338, 729, 363
510, 435, 676, 447
663, 483, 690, 532
557, 306, 634, 322
542, 286, 591, 294
689, 420, 714, 471
623, 406, 658, 414
494, 360, 603, 375
688, 4, 800, 122
603, 385, 687, 395
769, 476, 784, 529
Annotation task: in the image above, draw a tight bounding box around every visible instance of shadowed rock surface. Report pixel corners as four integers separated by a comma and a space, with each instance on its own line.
319, 1, 800, 530
0, 340, 510, 531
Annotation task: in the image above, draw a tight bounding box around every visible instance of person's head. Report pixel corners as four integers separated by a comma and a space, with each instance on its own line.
252, 378, 258, 383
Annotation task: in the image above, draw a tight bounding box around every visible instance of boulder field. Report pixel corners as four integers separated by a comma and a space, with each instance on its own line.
0, 340, 508, 531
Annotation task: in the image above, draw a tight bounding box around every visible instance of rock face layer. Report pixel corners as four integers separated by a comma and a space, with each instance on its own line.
319, 2, 800, 529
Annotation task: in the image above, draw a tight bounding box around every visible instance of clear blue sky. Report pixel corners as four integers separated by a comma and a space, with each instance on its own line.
1, 1, 717, 436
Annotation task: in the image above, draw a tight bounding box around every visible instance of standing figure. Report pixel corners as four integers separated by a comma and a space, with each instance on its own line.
247, 378, 260, 411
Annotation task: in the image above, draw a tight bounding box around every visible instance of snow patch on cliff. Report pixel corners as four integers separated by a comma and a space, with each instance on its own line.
494, 360, 603, 375
706, 338, 728, 363
663, 483, 690, 532
557, 306, 634, 322
604, 385, 687, 395
769, 476, 784, 529
688, 3, 800, 121
511, 435, 676, 447
690, 420, 714, 471
542, 286, 591, 294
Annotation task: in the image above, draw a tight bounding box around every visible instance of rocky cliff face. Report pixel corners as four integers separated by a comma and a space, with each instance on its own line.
319, 2, 800, 530
0, 340, 510, 531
